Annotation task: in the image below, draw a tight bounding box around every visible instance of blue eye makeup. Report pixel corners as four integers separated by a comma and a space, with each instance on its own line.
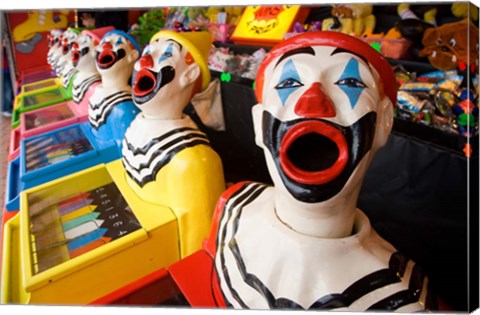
275, 59, 303, 106
115, 36, 123, 46
159, 43, 174, 63
335, 57, 366, 108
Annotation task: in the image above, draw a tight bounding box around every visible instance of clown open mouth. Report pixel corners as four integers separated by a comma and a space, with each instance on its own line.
72, 51, 80, 67
133, 68, 157, 97
262, 111, 376, 203
132, 66, 175, 105
96, 48, 126, 69
280, 120, 348, 185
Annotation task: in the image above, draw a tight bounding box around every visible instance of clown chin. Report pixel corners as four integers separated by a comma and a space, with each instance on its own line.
262, 111, 376, 203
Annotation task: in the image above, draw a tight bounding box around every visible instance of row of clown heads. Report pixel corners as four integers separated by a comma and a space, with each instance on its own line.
46, 26, 438, 311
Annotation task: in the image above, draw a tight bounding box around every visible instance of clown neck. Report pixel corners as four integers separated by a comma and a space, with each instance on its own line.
97, 67, 132, 92
57, 53, 74, 76
140, 90, 193, 121
273, 180, 361, 239
74, 58, 99, 84
127, 79, 198, 147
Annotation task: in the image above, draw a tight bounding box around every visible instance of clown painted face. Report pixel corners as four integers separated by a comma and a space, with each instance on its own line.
55, 30, 78, 72
72, 34, 97, 69
47, 29, 64, 67
256, 45, 392, 203
47, 29, 63, 50
61, 30, 77, 57
95, 32, 137, 73
131, 37, 200, 116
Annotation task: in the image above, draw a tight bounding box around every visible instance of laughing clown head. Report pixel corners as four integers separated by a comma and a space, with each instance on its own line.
47, 29, 64, 68
252, 31, 396, 204
131, 30, 212, 118
95, 30, 140, 81
72, 26, 114, 71
55, 28, 80, 73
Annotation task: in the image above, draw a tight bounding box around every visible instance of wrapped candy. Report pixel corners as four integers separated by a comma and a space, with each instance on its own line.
399, 82, 436, 93
395, 68, 478, 137
397, 90, 430, 113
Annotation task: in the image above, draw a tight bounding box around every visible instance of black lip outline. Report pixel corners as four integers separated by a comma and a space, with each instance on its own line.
132, 66, 176, 105
95, 48, 126, 70
262, 111, 376, 203
133, 68, 157, 97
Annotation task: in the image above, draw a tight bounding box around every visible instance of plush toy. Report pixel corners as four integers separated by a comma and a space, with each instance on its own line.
419, 18, 479, 71
186, 6, 209, 28
397, 4, 438, 26
321, 4, 375, 37
224, 6, 244, 25
205, 7, 223, 23
451, 2, 479, 21
395, 4, 436, 47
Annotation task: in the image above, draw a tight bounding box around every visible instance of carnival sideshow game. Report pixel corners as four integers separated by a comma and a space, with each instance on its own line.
0, 2, 478, 312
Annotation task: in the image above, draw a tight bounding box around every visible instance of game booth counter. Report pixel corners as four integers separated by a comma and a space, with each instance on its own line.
1, 3, 479, 312
7, 26, 115, 166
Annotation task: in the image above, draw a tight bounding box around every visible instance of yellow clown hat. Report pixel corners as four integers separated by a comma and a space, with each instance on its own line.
150, 30, 212, 91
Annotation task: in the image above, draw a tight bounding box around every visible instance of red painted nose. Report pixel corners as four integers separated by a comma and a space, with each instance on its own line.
295, 82, 336, 118
101, 42, 113, 50
139, 54, 154, 68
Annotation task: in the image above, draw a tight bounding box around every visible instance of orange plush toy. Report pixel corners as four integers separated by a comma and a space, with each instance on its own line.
419, 18, 479, 71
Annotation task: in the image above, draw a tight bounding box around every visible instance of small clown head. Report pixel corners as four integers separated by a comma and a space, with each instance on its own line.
73, 27, 114, 70
72, 34, 94, 69
55, 28, 80, 73
48, 29, 63, 48
131, 30, 212, 118
47, 29, 64, 67
61, 28, 80, 56
95, 30, 140, 76
253, 31, 396, 203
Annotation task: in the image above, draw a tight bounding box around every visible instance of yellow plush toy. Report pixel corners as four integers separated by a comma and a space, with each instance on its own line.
205, 6, 223, 23
321, 4, 375, 37
224, 6, 244, 25
451, 2, 479, 21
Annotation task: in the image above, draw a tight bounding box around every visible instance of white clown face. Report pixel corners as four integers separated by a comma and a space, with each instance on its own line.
254, 45, 393, 203
131, 37, 200, 116
95, 32, 139, 75
56, 30, 79, 73
47, 30, 64, 68
60, 30, 78, 57
71, 34, 97, 70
